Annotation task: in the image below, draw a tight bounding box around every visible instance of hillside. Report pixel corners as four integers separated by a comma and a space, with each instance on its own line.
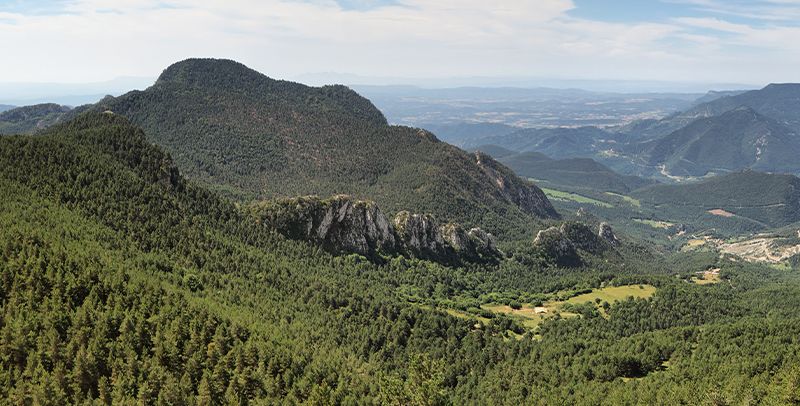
420, 122, 518, 145
484, 149, 656, 193
644, 107, 800, 176
87, 58, 558, 238
0, 104, 13, 113
0, 103, 72, 134
3, 101, 800, 405
625, 83, 800, 142
690, 90, 748, 106
689, 83, 800, 131
633, 171, 800, 229
464, 126, 613, 159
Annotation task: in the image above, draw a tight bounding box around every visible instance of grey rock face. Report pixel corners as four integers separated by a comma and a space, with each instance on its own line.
394, 211, 449, 257
468, 228, 500, 257
254, 195, 500, 263
598, 222, 619, 246
473, 152, 560, 219
533, 221, 616, 267
534, 227, 580, 267
254, 195, 397, 257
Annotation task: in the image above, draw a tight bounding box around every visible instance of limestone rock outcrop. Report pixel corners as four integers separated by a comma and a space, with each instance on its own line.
252, 195, 501, 263
473, 152, 560, 219
598, 222, 619, 246
533, 221, 616, 267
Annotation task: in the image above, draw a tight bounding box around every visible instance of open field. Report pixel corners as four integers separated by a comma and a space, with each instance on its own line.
565, 284, 656, 304
482, 284, 657, 330
692, 268, 722, 285
605, 192, 641, 207
634, 218, 675, 229
541, 187, 613, 208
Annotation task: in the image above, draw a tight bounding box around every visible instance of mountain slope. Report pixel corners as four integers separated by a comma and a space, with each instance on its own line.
633, 171, 800, 229
420, 122, 518, 145
625, 83, 800, 142
464, 126, 613, 159
481, 149, 656, 193
0, 103, 72, 134
88, 58, 558, 237
3, 112, 800, 405
644, 107, 800, 176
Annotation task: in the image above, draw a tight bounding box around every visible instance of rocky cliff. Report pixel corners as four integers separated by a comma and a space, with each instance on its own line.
533, 222, 617, 267
250, 195, 502, 263
473, 152, 560, 219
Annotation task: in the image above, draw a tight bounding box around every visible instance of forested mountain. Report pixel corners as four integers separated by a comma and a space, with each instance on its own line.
633, 171, 800, 229
0, 104, 13, 113
621, 83, 800, 142
83, 58, 557, 238
477, 148, 656, 193
420, 122, 518, 145
642, 107, 800, 176
3, 95, 800, 404
0, 103, 72, 134
463, 126, 613, 159
690, 90, 748, 106
453, 83, 800, 181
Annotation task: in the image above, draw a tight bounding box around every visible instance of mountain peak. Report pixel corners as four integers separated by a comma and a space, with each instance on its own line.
763, 83, 800, 91
155, 58, 274, 88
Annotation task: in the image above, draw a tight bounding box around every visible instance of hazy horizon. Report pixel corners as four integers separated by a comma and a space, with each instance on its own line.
1, 0, 798, 87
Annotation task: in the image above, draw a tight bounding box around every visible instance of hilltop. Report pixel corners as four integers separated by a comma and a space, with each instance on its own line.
479, 148, 656, 193
86, 58, 558, 238
0, 103, 72, 134
633, 171, 800, 230
643, 107, 800, 176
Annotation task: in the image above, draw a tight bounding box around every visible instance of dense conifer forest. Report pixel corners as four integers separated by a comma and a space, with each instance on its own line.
2, 112, 800, 404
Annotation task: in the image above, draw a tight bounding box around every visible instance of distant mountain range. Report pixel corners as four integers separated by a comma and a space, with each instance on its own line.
461, 83, 800, 180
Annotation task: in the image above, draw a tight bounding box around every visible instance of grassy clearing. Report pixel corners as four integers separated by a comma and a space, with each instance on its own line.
541, 188, 613, 208
685, 239, 707, 248
481, 285, 657, 330
634, 218, 675, 229
605, 192, 641, 207
565, 285, 656, 305
691, 268, 721, 285
483, 303, 577, 329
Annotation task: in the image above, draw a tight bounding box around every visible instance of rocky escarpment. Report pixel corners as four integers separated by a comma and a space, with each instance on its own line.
533, 222, 617, 267
250, 195, 501, 263
473, 151, 560, 219
251, 195, 396, 256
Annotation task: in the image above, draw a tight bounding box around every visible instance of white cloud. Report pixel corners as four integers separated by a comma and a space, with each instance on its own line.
0, 0, 796, 84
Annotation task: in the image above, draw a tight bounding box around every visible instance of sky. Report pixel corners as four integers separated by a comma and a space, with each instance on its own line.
0, 0, 798, 87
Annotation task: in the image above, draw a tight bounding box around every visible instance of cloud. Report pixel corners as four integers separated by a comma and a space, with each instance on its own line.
0, 0, 796, 84
667, 0, 800, 22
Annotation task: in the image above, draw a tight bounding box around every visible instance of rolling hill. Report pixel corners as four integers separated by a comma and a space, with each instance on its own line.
463, 126, 613, 159
83, 58, 557, 238
0, 103, 72, 134
624, 83, 800, 142
633, 171, 800, 230
419, 122, 518, 145
643, 107, 800, 176
474, 147, 656, 193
